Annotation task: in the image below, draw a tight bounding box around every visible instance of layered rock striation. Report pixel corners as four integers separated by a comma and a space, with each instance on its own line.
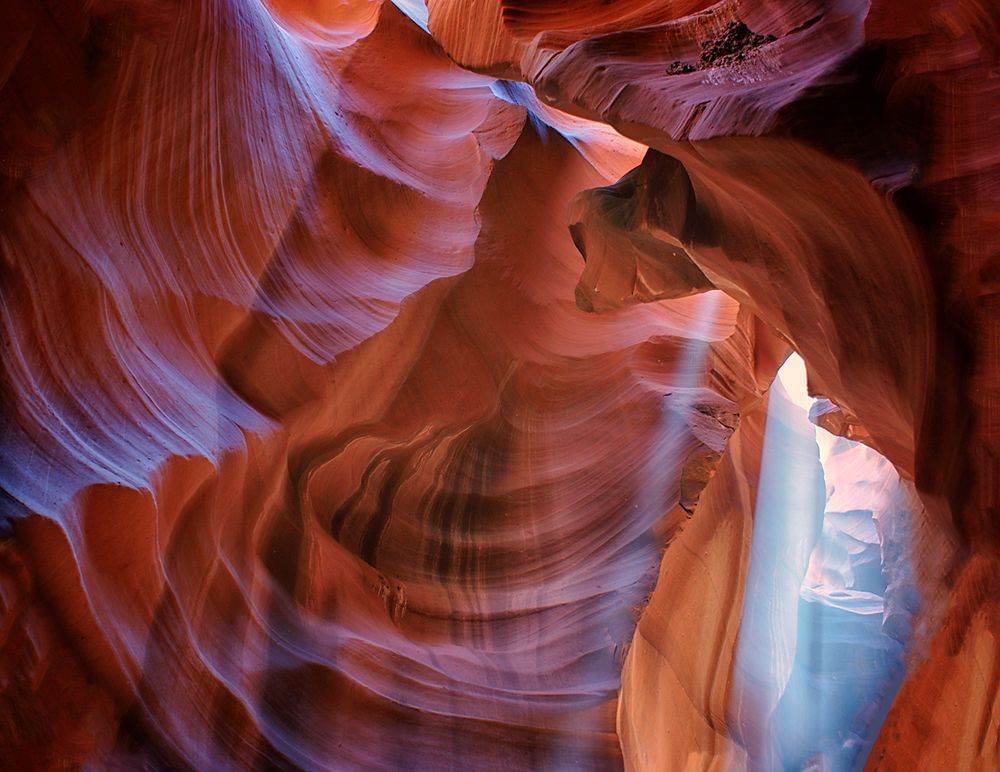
1, 0, 997, 769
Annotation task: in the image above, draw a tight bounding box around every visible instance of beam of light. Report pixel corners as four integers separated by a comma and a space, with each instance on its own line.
549, 291, 725, 769
731, 352, 916, 770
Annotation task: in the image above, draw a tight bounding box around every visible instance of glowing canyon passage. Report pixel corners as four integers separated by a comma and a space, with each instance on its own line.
1, 0, 998, 769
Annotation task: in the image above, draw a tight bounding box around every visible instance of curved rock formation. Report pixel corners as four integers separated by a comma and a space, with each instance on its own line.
1, 0, 997, 769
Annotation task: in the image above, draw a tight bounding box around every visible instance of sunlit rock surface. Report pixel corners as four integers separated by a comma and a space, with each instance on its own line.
1, 0, 997, 769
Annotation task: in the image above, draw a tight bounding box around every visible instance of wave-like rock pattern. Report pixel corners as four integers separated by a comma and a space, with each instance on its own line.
2, 0, 997, 769
445, 1, 996, 766
1, 2, 758, 767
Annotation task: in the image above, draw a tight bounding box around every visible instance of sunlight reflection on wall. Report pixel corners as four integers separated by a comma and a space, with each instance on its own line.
732, 353, 919, 770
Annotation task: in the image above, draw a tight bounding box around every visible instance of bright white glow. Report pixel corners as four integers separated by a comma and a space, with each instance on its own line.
390, 0, 430, 32
776, 351, 814, 411
732, 353, 913, 770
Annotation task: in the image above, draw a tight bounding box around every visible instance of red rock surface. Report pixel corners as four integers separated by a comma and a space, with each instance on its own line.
1, 0, 997, 769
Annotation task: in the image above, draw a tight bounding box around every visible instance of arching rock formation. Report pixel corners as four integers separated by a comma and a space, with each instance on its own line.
1, 0, 997, 769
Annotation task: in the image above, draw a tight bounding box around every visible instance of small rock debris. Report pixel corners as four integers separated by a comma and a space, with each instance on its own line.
667, 21, 777, 75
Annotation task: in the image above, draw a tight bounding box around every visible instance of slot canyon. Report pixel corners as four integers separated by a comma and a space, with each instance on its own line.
0, 0, 997, 769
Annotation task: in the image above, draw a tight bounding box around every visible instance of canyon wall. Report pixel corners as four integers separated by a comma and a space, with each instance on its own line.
1, 0, 997, 769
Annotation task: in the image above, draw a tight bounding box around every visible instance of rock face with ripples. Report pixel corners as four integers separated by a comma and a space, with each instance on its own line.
1, 1, 996, 769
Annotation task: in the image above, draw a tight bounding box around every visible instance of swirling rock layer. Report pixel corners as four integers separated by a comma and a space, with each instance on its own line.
1, 0, 997, 769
